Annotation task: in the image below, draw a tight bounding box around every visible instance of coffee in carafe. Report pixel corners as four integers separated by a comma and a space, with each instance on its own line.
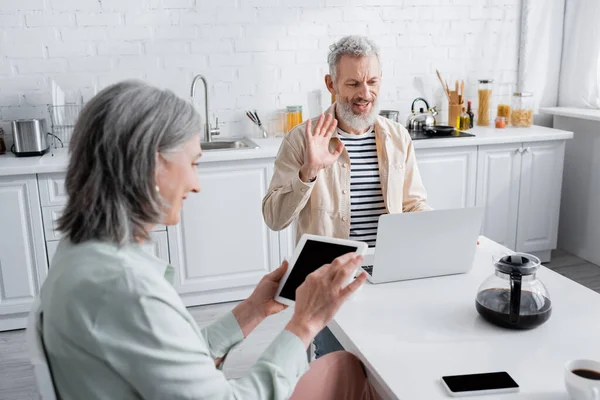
476, 254, 552, 330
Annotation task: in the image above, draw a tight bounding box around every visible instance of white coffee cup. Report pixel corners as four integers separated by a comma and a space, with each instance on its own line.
565, 359, 600, 400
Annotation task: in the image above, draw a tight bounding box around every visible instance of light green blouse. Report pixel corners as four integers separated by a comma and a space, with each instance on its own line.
40, 239, 309, 400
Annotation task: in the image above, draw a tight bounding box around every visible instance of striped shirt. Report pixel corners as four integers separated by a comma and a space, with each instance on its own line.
338, 128, 386, 247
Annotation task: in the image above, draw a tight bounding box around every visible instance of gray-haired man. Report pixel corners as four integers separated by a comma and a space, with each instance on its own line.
263, 36, 432, 357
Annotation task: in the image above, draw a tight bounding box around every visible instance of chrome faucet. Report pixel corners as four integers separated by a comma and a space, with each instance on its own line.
190, 74, 220, 142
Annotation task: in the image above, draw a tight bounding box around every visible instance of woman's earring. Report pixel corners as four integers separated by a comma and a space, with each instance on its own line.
155, 185, 160, 193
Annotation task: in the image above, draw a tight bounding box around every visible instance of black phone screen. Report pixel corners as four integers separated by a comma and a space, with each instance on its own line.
279, 239, 358, 301
442, 371, 519, 393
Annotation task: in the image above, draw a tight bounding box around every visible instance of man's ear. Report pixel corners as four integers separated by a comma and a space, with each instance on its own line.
325, 74, 335, 95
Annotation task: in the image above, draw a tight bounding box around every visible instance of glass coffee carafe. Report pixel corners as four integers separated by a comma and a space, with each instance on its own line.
476, 253, 552, 329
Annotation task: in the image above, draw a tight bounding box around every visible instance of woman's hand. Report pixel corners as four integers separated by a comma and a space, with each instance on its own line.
232, 262, 288, 338
285, 253, 366, 348
249, 261, 288, 318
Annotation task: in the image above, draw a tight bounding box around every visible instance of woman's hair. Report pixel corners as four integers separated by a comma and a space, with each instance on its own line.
57, 80, 202, 245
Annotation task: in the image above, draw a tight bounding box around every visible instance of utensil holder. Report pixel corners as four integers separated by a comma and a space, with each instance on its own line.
448, 103, 463, 128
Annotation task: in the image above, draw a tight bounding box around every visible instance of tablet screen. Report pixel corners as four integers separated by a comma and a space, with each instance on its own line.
279, 239, 358, 301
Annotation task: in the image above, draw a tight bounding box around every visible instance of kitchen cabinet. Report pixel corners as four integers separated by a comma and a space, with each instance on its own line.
278, 222, 297, 264
415, 146, 478, 210
46, 232, 170, 267
476, 141, 566, 261
515, 141, 566, 256
0, 175, 48, 331
141, 231, 170, 264
476, 143, 523, 250
167, 158, 280, 307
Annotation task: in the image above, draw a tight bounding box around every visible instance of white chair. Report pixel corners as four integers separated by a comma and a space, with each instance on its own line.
26, 298, 58, 400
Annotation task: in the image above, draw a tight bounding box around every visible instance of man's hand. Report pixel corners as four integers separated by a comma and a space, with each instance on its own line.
299, 114, 344, 182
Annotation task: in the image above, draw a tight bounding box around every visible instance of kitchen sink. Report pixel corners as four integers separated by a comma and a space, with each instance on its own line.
201, 138, 259, 151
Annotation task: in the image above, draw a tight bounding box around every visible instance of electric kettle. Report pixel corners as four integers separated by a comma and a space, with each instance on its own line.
11, 119, 50, 157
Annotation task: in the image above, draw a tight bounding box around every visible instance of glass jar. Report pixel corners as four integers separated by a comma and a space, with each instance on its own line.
477, 79, 493, 126
511, 92, 534, 127
285, 105, 303, 133
495, 116, 506, 129
496, 83, 512, 125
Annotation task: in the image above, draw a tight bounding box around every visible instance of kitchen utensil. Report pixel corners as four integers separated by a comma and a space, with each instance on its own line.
422, 125, 455, 136
435, 70, 451, 102
405, 98, 436, 131
448, 91, 462, 129
245, 110, 268, 138
11, 119, 50, 157
460, 80, 465, 102
379, 110, 399, 123
476, 253, 551, 329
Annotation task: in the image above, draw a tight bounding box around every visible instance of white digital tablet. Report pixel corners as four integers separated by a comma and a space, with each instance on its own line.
274, 234, 368, 307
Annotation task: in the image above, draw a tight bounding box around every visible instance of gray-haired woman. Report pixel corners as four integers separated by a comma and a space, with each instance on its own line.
39, 80, 378, 400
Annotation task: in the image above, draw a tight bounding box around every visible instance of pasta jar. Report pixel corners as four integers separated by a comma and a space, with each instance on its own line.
477, 79, 493, 126
286, 105, 303, 133
511, 92, 534, 127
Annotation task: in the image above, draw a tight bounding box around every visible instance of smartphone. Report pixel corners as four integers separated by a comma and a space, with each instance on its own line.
441, 371, 519, 397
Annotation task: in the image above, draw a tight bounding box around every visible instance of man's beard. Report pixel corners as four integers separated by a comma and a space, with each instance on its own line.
336, 96, 380, 132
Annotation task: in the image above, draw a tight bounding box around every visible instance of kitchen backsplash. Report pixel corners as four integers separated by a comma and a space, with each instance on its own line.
0, 0, 520, 140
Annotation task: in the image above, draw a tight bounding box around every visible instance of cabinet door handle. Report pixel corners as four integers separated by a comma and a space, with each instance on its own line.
525, 147, 531, 153
515, 148, 524, 154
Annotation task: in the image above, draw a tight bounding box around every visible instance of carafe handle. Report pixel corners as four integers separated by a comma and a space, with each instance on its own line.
509, 272, 522, 324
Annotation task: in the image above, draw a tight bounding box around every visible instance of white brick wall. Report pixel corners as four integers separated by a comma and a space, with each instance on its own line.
0, 0, 521, 139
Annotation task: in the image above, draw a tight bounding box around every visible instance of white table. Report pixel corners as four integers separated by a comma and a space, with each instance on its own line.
330, 237, 600, 399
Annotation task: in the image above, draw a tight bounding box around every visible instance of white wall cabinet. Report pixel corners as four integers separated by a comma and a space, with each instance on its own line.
476, 141, 566, 261
167, 159, 280, 307
415, 146, 478, 210
0, 175, 48, 331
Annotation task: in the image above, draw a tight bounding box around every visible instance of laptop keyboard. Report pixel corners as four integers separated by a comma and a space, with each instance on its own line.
362, 265, 374, 276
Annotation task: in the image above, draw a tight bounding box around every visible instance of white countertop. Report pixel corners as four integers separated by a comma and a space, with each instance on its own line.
0, 125, 573, 177
541, 106, 600, 122
412, 125, 573, 149
0, 138, 284, 177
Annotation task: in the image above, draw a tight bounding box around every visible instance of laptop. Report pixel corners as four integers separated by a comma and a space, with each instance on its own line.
361, 207, 484, 284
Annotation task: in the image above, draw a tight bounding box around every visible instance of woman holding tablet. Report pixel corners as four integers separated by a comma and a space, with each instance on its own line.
38, 81, 378, 400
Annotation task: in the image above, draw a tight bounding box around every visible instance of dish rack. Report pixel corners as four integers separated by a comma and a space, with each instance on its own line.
47, 104, 84, 150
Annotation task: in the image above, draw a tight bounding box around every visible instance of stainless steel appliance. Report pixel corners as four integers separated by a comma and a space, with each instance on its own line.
11, 119, 50, 157
379, 110, 399, 122
405, 98, 437, 131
